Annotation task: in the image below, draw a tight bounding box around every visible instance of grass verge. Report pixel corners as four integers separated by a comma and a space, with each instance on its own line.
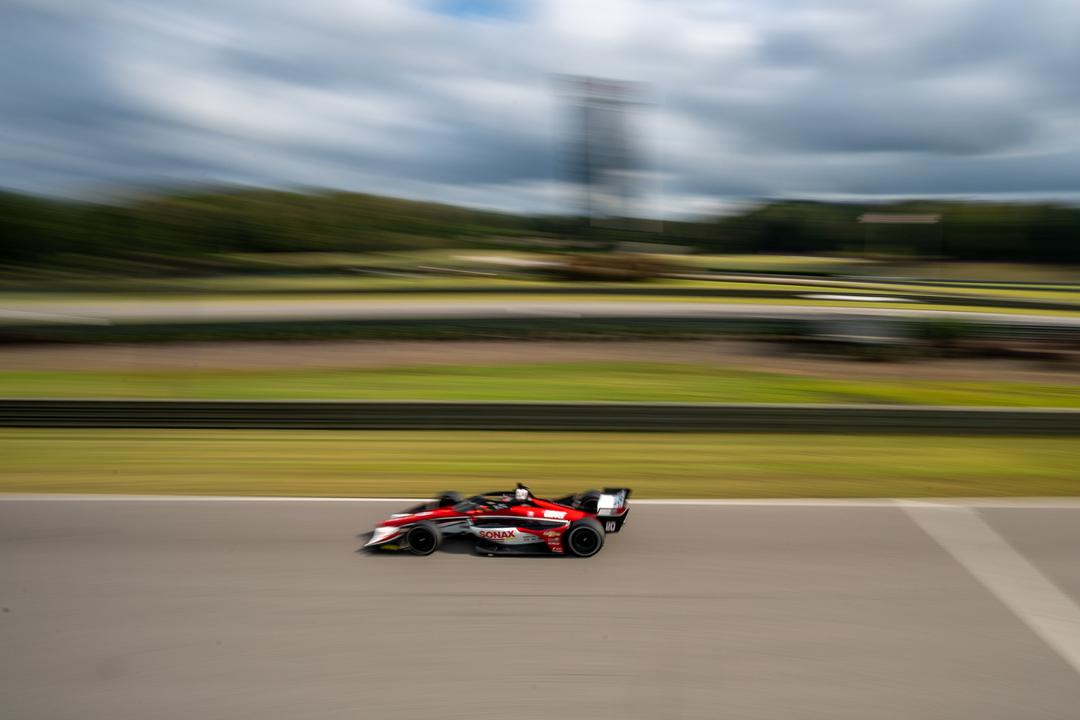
2, 288, 1079, 311
2, 429, 1077, 498
3, 362, 1080, 406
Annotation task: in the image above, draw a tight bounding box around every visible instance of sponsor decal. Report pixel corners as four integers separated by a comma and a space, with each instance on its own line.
543, 530, 560, 538
479, 529, 515, 540
543, 510, 567, 519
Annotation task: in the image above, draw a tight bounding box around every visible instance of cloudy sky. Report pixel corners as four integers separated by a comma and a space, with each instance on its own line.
3, 0, 1079, 216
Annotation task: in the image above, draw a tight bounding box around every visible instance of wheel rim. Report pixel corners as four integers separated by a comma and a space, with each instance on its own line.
410, 528, 436, 553
569, 527, 600, 555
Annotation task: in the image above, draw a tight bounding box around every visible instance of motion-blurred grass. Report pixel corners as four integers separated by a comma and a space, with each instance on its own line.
4, 363, 1079, 406
3, 277, 1079, 304
662, 254, 872, 273
1, 429, 1077, 497
665, 255, 1080, 283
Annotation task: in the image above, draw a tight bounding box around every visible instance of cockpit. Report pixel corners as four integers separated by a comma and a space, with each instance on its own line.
452, 492, 514, 512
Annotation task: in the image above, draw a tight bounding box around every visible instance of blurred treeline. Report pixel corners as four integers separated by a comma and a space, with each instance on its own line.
0, 189, 546, 275
1, 188, 1078, 274
716, 201, 1080, 261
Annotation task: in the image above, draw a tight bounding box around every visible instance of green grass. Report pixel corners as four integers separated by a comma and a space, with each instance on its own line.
873, 262, 1080, 283
0, 279, 925, 302
2, 429, 1077, 497
219, 249, 555, 271
3, 362, 1079, 406
2, 292, 1078, 320
770, 278, 1080, 304
668, 256, 1080, 284
663, 254, 873, 274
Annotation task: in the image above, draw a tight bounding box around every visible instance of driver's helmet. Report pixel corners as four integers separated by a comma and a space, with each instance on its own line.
514, 484, 530, 502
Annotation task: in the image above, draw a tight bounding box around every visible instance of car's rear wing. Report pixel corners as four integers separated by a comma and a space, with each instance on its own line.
596, 488, 631, 533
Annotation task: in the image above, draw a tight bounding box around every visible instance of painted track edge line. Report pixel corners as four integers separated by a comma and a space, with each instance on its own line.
2, 494, 1080, 507
899, 500, 1080, 677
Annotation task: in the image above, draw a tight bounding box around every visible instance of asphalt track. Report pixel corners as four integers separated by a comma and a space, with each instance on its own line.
2, 297, 1080, 327
4, 497, 1080, 719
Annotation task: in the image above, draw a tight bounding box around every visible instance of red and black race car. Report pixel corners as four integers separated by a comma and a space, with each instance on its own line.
364, 484, 630, 557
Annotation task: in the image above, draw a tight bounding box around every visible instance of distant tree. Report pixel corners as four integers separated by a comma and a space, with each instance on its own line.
2, 187, 1077, 274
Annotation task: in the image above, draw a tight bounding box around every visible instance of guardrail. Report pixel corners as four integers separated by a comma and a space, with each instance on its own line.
2, 400, 1079, 434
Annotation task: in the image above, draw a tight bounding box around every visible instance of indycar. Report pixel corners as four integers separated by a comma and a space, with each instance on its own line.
363, 484, 630, 557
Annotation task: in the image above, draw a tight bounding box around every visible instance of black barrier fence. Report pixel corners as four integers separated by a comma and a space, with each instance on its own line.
2, 400, 1079, 434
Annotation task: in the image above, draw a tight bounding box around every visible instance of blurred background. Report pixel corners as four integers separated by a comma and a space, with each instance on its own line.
1, 0, 1079, 495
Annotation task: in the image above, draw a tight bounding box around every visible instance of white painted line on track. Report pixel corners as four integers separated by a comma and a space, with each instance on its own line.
2, 494, 1080, 507
637, 498, 898, 506
638, 498, 1080, 508
904, 498, 1080, 509
899, 500, 1080, 678
0, 495, 887, 505
0, 494, 420, 503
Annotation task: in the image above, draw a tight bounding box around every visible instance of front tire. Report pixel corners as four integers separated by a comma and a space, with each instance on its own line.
564, 517, 605, 557
406, 522, 441, 556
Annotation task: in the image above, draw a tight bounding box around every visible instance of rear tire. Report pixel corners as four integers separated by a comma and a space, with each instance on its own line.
406, 522, 441, 556
564, 517, 605, 557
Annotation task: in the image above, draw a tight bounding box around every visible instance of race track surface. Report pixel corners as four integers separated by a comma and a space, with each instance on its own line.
3, 498, 1080, 719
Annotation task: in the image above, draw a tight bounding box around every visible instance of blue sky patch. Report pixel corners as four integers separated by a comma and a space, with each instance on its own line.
430, 0, 521, 20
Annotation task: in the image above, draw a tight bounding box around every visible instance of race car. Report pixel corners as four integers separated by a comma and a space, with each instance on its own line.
363, 484, 630, 557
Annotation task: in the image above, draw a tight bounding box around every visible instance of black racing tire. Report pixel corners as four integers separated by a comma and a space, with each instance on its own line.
406, 522, 441, 556
564, 517, 605, 557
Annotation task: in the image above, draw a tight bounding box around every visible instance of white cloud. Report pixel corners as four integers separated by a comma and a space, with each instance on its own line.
1, 0, 1079, 216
